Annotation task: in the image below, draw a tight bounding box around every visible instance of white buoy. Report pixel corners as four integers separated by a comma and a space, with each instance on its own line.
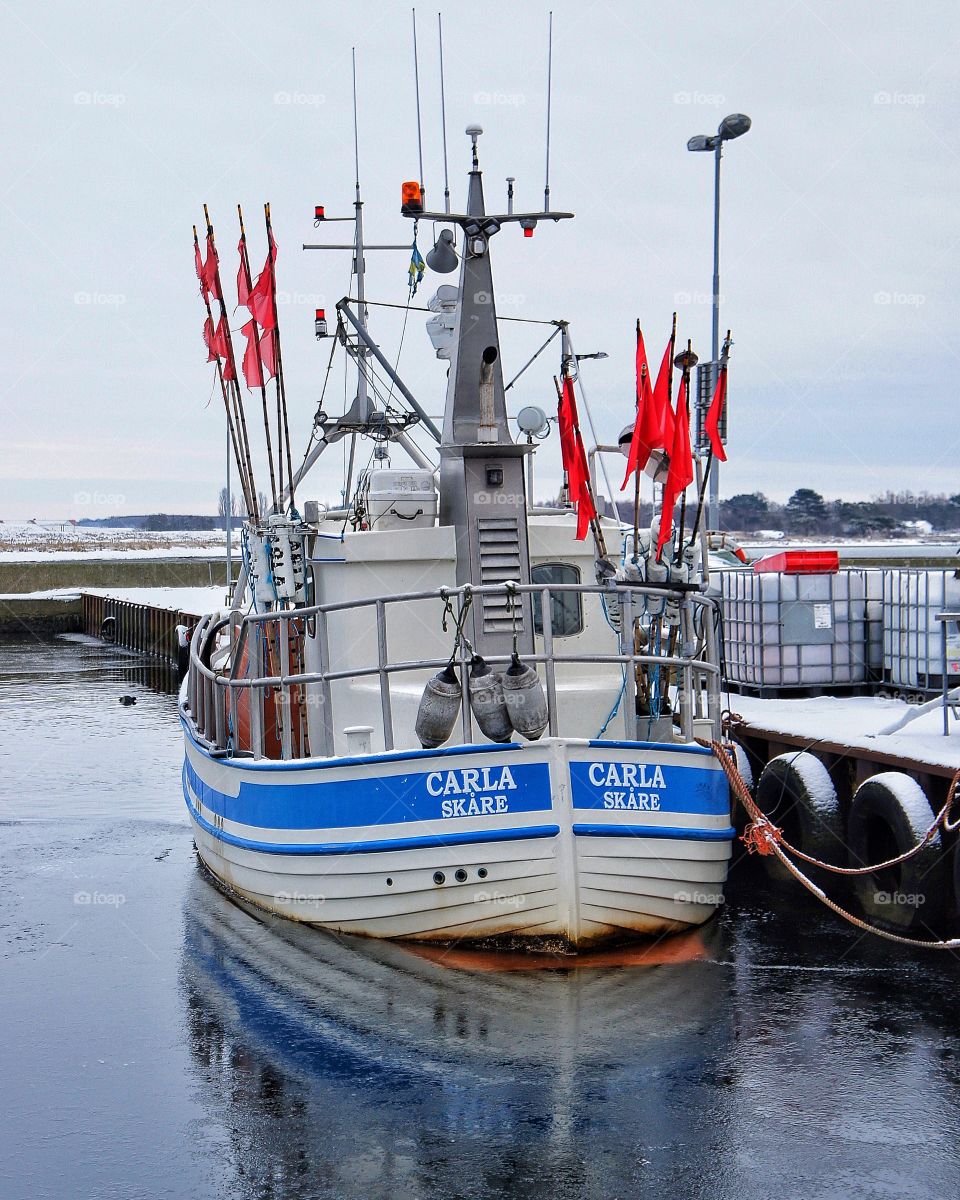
415, 662, 462, 748
467, 655, 514, 743
501, 652, 549, 741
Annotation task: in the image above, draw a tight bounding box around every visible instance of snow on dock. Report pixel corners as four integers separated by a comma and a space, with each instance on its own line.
732, 693, 960, 773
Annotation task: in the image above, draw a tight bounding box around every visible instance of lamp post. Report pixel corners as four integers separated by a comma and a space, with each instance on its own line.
687, 112, 751, 529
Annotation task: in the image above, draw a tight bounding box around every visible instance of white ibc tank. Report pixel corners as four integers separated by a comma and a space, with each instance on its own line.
721, 570, 867, 690
362, 468, 438, 531
882, 569, 960, 690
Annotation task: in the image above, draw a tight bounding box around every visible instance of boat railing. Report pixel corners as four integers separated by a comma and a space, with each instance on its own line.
184, 581, 723, 760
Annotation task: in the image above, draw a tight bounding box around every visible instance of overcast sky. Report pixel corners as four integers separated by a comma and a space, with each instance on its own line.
1, 0, 957, 520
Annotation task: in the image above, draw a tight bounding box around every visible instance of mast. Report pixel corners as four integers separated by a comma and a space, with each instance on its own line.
350, 48, 371, 426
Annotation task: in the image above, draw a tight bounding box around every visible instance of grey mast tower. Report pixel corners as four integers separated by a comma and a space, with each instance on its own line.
403, 126, 573, 657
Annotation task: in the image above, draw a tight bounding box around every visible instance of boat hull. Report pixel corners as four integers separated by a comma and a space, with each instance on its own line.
182, 720, 734, 948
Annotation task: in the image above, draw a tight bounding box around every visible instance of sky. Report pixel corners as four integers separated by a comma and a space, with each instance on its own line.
1, 0, 957, 520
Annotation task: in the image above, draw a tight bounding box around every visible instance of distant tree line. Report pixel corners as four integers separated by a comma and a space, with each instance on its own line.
719, 489, 960, 536
605, 489, 960, 536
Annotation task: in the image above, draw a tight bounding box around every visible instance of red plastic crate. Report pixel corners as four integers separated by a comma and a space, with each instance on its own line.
752, 549, 840, 575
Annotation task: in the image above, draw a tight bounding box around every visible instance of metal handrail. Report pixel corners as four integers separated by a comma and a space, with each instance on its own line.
185, 580, 722, 759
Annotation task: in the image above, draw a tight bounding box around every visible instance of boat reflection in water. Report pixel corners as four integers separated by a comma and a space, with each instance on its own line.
181, 865, 734, 1198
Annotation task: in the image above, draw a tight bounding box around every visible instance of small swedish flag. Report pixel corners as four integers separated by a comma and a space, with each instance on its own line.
408, 223, 426, 297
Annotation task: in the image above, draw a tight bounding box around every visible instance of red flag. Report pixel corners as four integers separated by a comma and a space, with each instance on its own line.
202, 316, 216, 363
558, 376, 597, 540
621, 326, 658, 490
237, 239, 250, 309
247, 234, 279, 330
705, 366, 728, 462
259, 327, 276, 381
657, 374, 694, 556
210, 315, 230, 359
558, 375, 580, 489
197, 234, 220, 302
241, 319, 263, 389
573, 426, 596, 540
651, 339, 674, 450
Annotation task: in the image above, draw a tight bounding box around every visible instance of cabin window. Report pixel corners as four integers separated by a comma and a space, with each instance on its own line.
531, 563, 583, 638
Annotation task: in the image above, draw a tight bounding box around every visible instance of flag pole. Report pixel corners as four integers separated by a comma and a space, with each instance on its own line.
632, 322, 646, 562
655, 312, 678, 564
265, 203, 296, 512
194, 226, 254, 520
673, 339, 697, 564
687, 328, 731, 548
198, 216, 259, 524
238, 204, 279, 514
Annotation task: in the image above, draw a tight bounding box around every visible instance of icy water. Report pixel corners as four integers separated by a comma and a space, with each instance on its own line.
3, 637, 960, 1199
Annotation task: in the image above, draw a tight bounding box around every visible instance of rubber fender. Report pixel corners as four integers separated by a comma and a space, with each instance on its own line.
848, 772, 946, 931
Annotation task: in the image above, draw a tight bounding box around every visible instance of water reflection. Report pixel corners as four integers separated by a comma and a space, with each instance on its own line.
0, 634, 183, 821
181, 867, 734, 1199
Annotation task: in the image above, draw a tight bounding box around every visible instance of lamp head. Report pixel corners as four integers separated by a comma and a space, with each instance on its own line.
718, 113, 752, 140
687, 134, 718, 152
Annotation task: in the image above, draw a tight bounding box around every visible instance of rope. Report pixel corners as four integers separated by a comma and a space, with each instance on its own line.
440, 587, 474, 661
706, 736, 960, 951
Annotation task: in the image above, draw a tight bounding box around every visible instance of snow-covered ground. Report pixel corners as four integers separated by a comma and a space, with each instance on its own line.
0, 521, 236, 560
733, 693, 960, 770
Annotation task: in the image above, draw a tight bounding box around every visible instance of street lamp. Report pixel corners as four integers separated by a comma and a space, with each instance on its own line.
687, 111, 751, 529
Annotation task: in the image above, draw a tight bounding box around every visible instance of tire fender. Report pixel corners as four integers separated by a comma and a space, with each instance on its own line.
848, 772, 946, 931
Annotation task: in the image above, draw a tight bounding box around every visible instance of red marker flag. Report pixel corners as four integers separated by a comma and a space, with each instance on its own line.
704, 364, 728, 462
558, 376, 597, 540
621, 325, 659, 490
237, 239, 250, 309
247, 234, 279, 331
196, 233, 219, 302
657, 374, 694, 557
195, 243, 206, 297
240, 319, 263, 389
651, 338, 674, 451
259, 327, 276, 381
203, 315, 235, 381
202, 316, 217, 363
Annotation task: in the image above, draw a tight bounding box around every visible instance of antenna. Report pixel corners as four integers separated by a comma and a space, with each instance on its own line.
438, 11, 450, 214
351, 48, 360, 189
412, 9, 425, 204
544, 11, 553, 211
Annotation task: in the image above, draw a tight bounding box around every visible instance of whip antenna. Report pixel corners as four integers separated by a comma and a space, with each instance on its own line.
544, 11, 553, 210
351, 48, 360, 188
438, 12, 450, 213
412, 9, 425, 204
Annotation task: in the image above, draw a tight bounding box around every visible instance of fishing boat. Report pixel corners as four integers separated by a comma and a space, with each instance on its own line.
180, 43, 733, 949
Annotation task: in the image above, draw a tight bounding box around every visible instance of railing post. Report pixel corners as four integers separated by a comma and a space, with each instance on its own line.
278, 616, 293, 760
376, 599, 394, 751
541, 586, 559, 738
214, 679, 226, 749
249, 626, 264, 759
622, 586, 637, 741
678, 599, 694, 741
314, 608, 336, 757
703, 599, 722, 739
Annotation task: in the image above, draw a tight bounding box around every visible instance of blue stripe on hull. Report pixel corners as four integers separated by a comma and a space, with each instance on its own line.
572, 822, 736, 842
184, 778, 560, 856
183, 756, 554, 831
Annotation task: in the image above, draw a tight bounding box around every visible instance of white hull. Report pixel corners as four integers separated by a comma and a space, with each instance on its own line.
183, 722, 734, 948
